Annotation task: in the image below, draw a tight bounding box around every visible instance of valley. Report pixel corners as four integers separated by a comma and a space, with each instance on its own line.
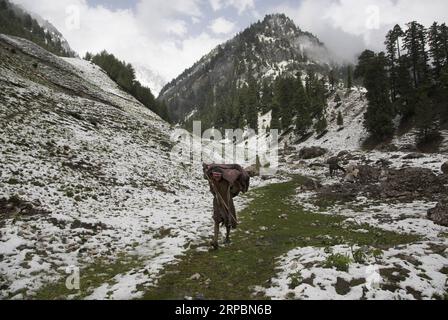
0, 6, 447, 301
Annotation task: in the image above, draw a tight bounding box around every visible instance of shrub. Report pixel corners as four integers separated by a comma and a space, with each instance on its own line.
324, 253, 352, 272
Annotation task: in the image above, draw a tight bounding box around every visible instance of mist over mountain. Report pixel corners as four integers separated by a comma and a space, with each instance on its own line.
159, 14, 340, 123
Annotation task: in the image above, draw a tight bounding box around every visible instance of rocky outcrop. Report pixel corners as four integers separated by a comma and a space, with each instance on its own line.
357, 165, 381, 184
316, 166, 447, 202
299, 177, 322, 191
0, 196, 49, 219
299, 147, 328, 160
428, 200, 448, 227
403, 153, 425, 160
442, 162, 448, 175
383, 168, 445, 199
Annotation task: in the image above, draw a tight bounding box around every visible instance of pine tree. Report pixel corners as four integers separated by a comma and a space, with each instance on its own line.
314, 114, 328, 135
346, 65, 353, 89
84, 52, 93, 61
403, 21, 430, 88
293, 73, 312, 135
260, 80, 273, 114
428, 22, 447, 80
385, 24, 404, 101
395, 55, 416, 118
415, 86, 439, 144
440, 65, 448, 121
337, 111, 344, 126
270, 101, 281, 130
355, 51, 395, 140
245, 76, 259, 132
328, 69, 336, 90
273, 77, 294, 130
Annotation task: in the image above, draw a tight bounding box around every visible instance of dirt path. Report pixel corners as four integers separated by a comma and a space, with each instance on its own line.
142, 176, 418, 300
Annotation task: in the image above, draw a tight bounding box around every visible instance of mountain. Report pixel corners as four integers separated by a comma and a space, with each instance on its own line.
134, 63, 167, 97
0, 0, 76, 57
158, 14, 335, 123
0, 34, 215, 298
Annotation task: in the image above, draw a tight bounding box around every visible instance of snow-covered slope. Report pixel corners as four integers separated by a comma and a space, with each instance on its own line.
159, 14, 334, 122
0, 34, 217, 299
279, 87, 369, 152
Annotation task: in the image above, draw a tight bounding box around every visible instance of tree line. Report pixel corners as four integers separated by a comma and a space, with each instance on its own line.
84, 51, 170, 122
184, 70, 333, 137
355, 21, 448, 146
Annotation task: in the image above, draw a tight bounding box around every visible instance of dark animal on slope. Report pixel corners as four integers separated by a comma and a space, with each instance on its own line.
203, 163, 250, 250
327, 157, 346, 177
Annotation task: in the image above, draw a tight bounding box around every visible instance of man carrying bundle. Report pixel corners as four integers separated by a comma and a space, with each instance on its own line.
203, 163, 250, 250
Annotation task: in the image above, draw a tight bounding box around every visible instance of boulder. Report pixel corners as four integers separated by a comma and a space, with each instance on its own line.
299, 147, 328, 160
382, 168, 446, 199
442, 162, 448, 175
337, 150, 350, 158
428, 200, 448, 227
403, 153, 425, 160
357, 165, 381, 184
245, 165, 259, 177
299, 177, 322, 191
377, 144, 399, 152
399, 144, 418, 152
376, 158, 392, 168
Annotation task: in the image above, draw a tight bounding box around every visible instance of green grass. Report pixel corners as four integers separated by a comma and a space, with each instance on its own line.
32, 253, 145, 300
141, 176, 419, 300
31, 176, 420, 300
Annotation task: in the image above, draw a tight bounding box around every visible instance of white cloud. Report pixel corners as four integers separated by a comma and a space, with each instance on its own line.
209, 17, 236, 34
209, 0, 223, 11
209, 0, 255, 15
10, 0, 225, 95
271, 0, 448, 62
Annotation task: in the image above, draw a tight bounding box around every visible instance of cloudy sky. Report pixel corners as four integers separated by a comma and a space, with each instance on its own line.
11, 0, 448, 95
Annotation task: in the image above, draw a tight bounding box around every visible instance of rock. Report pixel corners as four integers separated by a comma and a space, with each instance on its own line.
383, 168, 446, 199
317, 183, 358, 202
376, 158, 392, 167
403, 153, 425, 160
308, 162, 326, 169
357, 165, 381, 184
428, 201, 448, 227
189, 273, 201, 281
245, 165, 259, 177
442, 162, 448, 175
399, 144, 418, 152
299, 146, 328, 159
377, 144, 399, 152
300, 177, 322, 191
337, 151, 352, 159
344, 170, 359, 183
326, 156, 340, 165
195, 293, 206, 300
